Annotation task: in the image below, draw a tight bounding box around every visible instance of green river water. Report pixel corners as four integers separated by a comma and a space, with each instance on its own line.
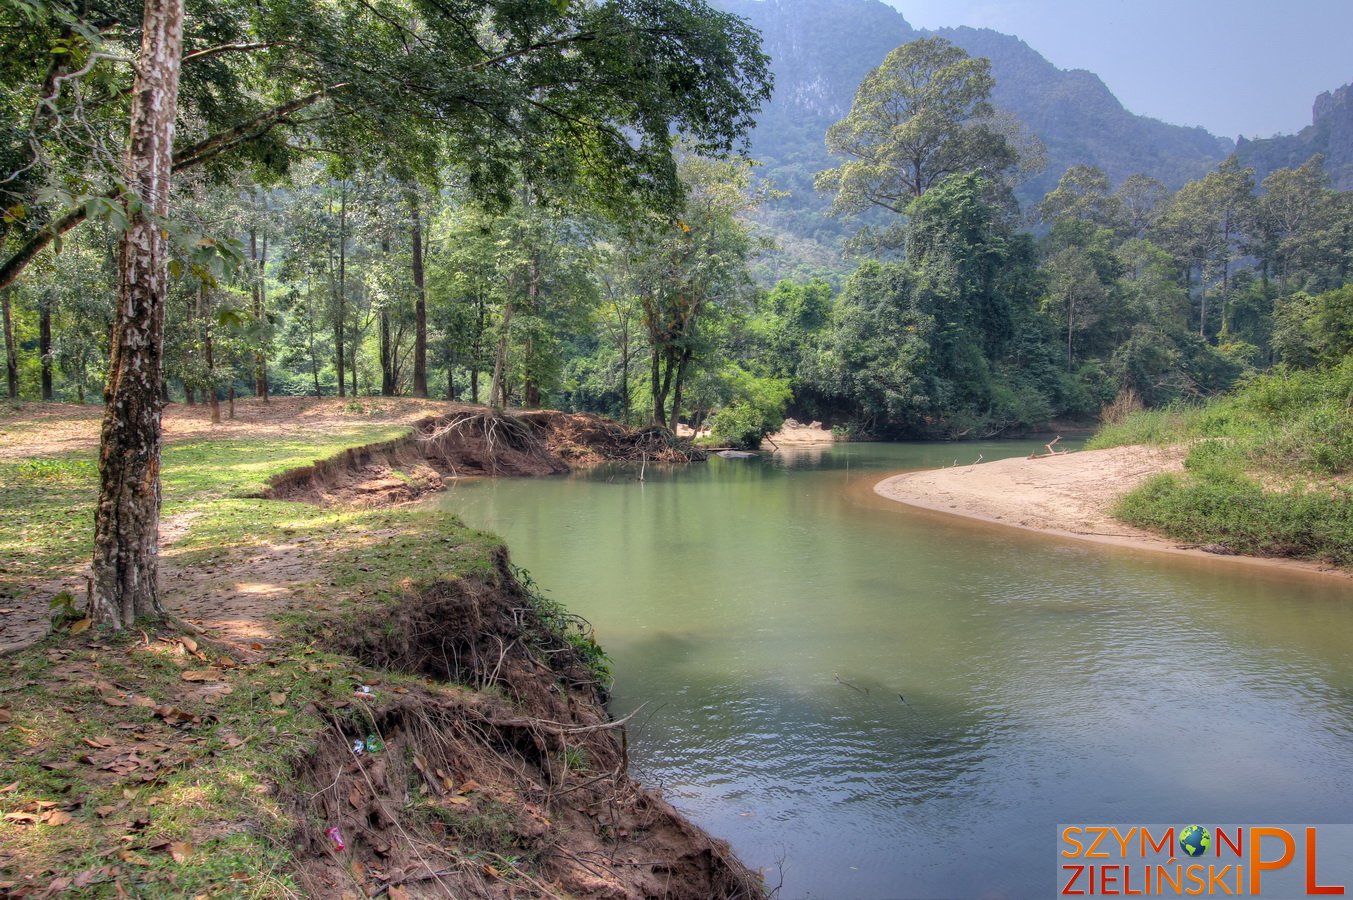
433, 440, 1353, 898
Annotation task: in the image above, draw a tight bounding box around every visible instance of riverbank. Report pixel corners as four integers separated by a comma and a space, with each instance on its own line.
0, 398, 755, 897
874, 445, 1352, 579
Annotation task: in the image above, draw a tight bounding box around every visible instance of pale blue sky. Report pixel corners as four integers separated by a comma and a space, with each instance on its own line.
888, 0, 1353, 139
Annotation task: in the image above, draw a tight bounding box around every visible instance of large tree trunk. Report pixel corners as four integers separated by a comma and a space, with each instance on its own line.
410, 192, 428, 398
379, 306, 394, 395
90, 0, 184, 629
39, 301, 52, 400
334, 184, 347, 398
489, 300, 514, 409
250, 229, 268, 400
2, 288, 17, 399
650, 347, 663, 427
202, 287, 220, 425
670, 347, 692, 432
523, 251, 541, 408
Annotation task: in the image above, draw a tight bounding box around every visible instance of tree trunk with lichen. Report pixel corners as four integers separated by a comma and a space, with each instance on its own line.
89, 0, 184, 629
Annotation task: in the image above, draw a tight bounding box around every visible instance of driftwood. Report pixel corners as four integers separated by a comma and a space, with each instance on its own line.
1028, 435, 1068, 460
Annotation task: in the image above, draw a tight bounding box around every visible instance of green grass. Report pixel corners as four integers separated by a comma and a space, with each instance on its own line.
1090, 358, 1353, 565
0, 402, 520, 895
0, 422, 413, 600
0, 628, 438, 896
0, 456, 100, 597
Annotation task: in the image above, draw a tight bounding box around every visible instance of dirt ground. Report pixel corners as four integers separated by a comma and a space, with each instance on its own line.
0, 398, 465, 654
874, 445, 1351, 579
0, 396, 461, 460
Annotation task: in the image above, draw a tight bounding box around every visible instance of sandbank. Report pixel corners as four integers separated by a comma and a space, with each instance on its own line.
874, 445, 1350, 581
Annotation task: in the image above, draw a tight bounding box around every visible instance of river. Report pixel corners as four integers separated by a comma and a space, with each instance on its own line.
434, 441, 1353, 898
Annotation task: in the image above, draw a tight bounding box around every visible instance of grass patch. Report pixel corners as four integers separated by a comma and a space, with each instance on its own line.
0, 401, 520, 894
1093, 358, 1353, 566
0, 626, 447, 896
0, 455, 99, 598
0, 421, 414, 600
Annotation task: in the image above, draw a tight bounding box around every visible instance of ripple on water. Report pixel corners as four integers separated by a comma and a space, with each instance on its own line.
436, 442, 1353, 898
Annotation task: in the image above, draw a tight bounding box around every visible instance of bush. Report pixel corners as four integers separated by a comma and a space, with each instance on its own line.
707, 370, 792, 449
1094, 354, 1353, 567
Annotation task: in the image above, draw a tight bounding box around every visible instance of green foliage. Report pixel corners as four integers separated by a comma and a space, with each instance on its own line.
1116, 472, 1353, 566
1094, 357, 1353, 565
1273, 285, 1353, 368
511, 564, 611, 687
817, 36, 1019, 235
707, 367, 791, 448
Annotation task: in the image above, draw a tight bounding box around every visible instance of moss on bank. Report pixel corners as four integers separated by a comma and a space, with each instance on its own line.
1088, 359, 1353, 565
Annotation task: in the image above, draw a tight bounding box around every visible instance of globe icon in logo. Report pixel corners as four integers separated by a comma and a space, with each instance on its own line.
1180, 825, 1211, 858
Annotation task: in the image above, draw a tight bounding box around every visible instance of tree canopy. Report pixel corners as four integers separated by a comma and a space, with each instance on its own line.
815, 37, 1019, 219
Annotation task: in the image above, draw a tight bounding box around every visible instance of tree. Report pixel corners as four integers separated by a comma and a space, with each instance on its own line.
0, 0, 772, 296
1200, 158, 1255, 337
628, 154, 761, 428
815, 37, 1018, 223
1115, 174, 1169, 238
1038, 165, 1126, 233
1042, 247, 1109, 368
89, 0, 185, 628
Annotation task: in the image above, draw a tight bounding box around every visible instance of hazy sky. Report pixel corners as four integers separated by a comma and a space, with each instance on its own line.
887, 0, 1353, 139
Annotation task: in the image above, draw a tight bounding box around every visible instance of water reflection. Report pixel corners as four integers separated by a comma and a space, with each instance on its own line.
436, 442, 1353, 898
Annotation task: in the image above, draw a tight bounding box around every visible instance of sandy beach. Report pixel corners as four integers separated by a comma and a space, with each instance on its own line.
874, 445, 1350, 579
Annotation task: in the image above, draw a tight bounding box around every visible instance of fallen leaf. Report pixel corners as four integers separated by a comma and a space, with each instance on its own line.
0, 782, 18, 793
388, 886, 410, 900
180, 670, 219, 683
169, 841, 193, 863
117, 850, 149, 866
43, 810, 73, 826
269, 692, 286, 706
2, 811, 39, 823
0, 709, 11, 723
101, 695, 129, 708
179, 637, 198, 654
444, 795, 471, 806
83, 736, 115, 749
458, 780, 481, 794
95, 805, 119, 817
69, 617, 92, 635
154, 706, 201, 728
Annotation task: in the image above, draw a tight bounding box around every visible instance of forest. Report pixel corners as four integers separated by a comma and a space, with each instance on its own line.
4, 3, 1351, 450
5, 2, 1353, 895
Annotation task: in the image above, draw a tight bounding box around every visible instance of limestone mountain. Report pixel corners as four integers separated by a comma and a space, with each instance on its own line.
1235, 83, 1353, 190
715, 0, 1233, 273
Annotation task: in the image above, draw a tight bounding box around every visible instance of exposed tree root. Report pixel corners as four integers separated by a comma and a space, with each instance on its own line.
292, 551, 762, 898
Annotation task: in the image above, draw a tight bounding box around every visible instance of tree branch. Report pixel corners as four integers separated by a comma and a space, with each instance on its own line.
182, 42, 276, 64
0, 85, 347, 291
